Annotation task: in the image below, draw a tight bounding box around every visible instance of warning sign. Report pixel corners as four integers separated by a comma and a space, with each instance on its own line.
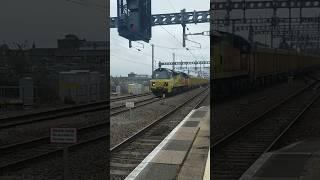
126, 101, 135, 108
50, 128, 77, 144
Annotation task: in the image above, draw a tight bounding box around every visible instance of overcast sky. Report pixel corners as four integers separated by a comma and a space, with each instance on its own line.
213, 0, 320, 46
0, 0, 106, 48
110, 0, 210, 76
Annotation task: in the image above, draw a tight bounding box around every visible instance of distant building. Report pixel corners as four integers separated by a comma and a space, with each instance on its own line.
127, 72, 150, 85
128, 72, 136, 78
128, 72, 149, 78
57, 34, 108, 50
57, 34, 84, 49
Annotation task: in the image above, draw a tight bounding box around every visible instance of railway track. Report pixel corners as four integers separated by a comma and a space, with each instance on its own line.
0, 90, 198, 128
0, 100, 108, 129
110, 93, 152, 102
211, 79, 320, 180
110, 89, 212, 116
110, 96, 160, 116
110, 87, 209, 180
0, 121, 107, 174
0, 92, 154, 129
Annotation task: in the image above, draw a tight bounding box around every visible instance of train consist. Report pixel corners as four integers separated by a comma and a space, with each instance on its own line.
212, 30, 320, 97
150, 68, 208, 96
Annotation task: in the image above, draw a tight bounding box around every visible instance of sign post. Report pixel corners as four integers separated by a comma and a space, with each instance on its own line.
162, 93, 166, 104
50, 128, 77, 180
63, 147, 69, 179
126, 102, 135, 121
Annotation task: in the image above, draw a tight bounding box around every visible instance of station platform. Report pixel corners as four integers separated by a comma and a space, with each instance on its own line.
240, 138, 320, 180
125, 106, 210, 180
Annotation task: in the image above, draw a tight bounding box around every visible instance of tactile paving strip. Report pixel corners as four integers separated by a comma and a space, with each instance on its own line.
191, 110, 207, 118
183, 121, 199, 127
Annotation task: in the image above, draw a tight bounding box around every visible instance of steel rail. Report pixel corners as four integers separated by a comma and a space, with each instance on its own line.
110, 93, 152, 102
110, 87, 209, 152
211, 80, 320, 179
0, 121, 108, 154
110, 88, 209, 179
264, 91, 320, 153
0, 122, 108, 173
0, 101, 107, 122
0, 135, 107, 174
0, 103, 107, 129
0, 94, 154, 129
110, 97, 160, 116
211, 80, 317, 149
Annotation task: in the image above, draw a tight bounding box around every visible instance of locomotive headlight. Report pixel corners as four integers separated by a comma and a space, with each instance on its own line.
152, 82, 155, 86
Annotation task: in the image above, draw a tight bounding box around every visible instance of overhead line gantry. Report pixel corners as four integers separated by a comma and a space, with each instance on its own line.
111, 0, 210, 75
111, 0, 210, 48
211, 0, 320, 49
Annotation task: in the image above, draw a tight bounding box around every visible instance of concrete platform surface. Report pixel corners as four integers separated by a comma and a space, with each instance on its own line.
125, 106, 210, 180
177, 107, 210, 180
240, 139, 320, 180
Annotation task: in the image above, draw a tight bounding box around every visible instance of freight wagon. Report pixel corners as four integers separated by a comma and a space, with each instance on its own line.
212, 30, 320, 97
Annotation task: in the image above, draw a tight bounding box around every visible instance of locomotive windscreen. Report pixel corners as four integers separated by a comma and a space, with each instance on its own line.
152, 68, 172, 79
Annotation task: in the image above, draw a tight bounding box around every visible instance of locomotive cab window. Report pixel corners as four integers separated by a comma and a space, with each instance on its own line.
152, 69, 172, 79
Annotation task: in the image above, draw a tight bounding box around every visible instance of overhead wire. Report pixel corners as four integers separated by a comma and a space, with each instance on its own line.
110, 0, 209, 74
159, 26, 184, 46
158, 22, 208, 62
167, 0, 178, 12
185, 24, 210, 62
164, 1, 209, 63
153, 44, 185, 50
110, 54, 151, 67
158, 25, 199, 60
111, 36, 163, 62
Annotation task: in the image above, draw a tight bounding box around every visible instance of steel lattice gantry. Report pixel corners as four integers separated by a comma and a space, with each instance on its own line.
211, 0, 320, 48
212, 17, 320, 25
111, 1, 320, 28
211, 0, 320, 10
218, 24, 320, 32
158, 61, 210, 68
110, 10, 210, 28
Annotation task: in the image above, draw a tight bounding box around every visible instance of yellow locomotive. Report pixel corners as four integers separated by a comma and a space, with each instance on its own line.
150, 68, 208, 96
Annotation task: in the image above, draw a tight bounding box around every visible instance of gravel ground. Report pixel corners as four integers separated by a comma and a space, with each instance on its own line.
0, 125, 107, 168
201, 93, 210, 107
0, 103, 68, 119
212, 76, 313, 144
110, 94, 154, 108
271, 88, 320, 150
3, 140, 108, 180
110, 88, 209, 180
110, 87, 205, 147
0, 110, 107, 146
3, 89, 208, 180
